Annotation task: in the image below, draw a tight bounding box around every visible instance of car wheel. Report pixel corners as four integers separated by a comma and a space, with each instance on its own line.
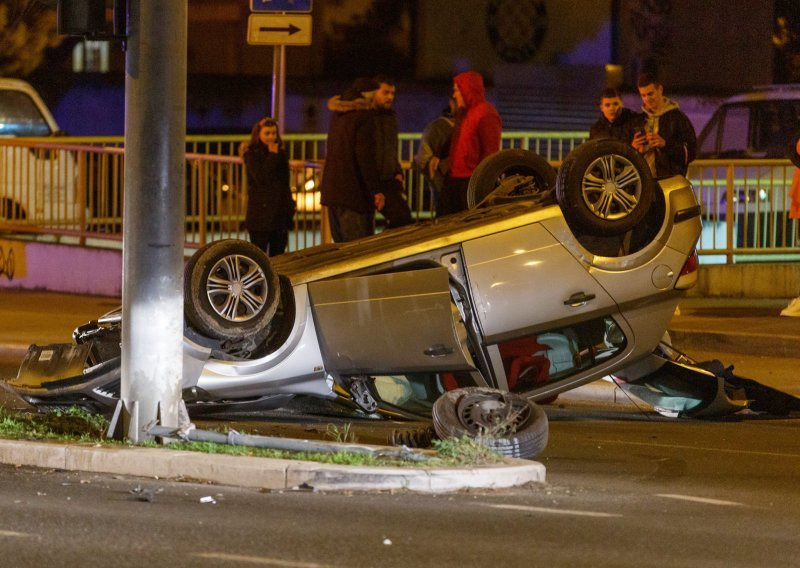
556, 139, 655, 236
432, 387, 548, 459
467, 149, 556, 209
184, 239, 280, 345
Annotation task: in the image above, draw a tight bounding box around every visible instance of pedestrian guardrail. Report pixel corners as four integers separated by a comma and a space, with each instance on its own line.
1, 134, 797, 264
688, 159, 800, 264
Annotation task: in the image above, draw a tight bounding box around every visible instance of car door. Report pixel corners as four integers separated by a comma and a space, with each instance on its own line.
308, 266, 476, 375
461, 222, 617, 343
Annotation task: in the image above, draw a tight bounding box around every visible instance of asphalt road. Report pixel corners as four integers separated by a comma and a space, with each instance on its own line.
1, 346, 799, 566
0, 406, 798, 567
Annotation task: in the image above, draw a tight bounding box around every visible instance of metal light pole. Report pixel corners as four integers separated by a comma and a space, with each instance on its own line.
271, 44, 286, 131
119, 0, 188, 443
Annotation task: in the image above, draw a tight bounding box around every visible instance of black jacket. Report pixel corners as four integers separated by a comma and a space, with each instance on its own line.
373, 107, 402, 182
644, 106, 697, 177
589, 108, 642, 143
319, 93, 381, 214
243, 143, 294, 232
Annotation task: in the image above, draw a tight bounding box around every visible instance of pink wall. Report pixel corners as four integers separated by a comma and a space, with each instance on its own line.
0, 240, 121, 297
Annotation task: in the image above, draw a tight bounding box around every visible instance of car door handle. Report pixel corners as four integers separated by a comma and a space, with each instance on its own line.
563, 291, 596, 307
424, 344, 454, 357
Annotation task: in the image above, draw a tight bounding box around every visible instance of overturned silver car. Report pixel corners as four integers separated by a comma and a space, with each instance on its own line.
8, 140, 712, 456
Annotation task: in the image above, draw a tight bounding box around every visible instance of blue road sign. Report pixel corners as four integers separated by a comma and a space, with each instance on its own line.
250, 0, 312, 12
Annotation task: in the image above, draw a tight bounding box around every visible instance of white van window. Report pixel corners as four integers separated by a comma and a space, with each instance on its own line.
0, 90, 52, 137
719, 105, 749, 156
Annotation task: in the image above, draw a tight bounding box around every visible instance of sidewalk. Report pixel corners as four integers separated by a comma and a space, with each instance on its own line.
1, 290, 798, 492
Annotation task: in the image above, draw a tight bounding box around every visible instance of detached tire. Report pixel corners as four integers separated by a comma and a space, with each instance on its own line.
556, 139, 655, 236
184, 239, 280, 345
432, 387, 548, 459
467, 149, 556, 209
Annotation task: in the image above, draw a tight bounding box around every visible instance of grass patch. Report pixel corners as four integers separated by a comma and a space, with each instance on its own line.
0, 405, 107, 442
0, 406, 504, 468
430, 435, 503, 466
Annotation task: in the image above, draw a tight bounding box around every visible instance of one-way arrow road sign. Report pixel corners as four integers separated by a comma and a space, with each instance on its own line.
260, 23, 301, 35
247, 14, 312, 45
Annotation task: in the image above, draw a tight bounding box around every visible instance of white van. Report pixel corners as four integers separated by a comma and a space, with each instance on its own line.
0, 78, 79, 225
694, 85, 799, 251
697, 84, 800, 159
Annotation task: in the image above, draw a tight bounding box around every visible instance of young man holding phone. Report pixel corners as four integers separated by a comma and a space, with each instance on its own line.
632, 72, 697, 177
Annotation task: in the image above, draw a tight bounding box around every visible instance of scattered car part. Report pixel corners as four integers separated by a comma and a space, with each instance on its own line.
613, 341, 800, 418
432, 387, 548, 459
148, 425, 431, 462
390, 425, 436, 448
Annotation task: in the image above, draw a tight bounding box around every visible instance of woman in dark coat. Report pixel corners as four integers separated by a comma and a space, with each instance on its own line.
241, 117, 295, 255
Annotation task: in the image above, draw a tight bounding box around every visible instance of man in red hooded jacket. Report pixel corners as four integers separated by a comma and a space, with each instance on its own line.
438, 71, 502, 216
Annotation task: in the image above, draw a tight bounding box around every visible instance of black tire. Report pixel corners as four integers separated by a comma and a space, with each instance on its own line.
467, 149, 557, 209
184, 239, 280, 345
432, 387, 548, 459
556, 139, 655, 236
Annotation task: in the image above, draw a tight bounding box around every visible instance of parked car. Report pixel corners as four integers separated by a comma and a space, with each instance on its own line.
0, 78, 81, 224
8, 140, 715, 457
697, 84, 800, 160
694, 84, 800, 248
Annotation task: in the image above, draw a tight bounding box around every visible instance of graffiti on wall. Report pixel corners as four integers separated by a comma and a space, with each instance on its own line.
485, 0, 548, 64
0, 239, 25, 281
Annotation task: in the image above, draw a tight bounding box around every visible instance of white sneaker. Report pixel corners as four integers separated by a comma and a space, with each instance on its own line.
780, 297, 800, 317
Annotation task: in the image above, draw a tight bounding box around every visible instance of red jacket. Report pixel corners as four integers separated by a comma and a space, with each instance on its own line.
449, 71, 502, 178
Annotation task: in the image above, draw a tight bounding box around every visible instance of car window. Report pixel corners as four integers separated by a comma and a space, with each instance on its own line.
700, 100, 800, 158
698, 110, 721, 157
718, 105, 749, 156
0, 90, 52, 137
496, 316, 627, 393
753, 100, 800, 156
367, 316, 628, 414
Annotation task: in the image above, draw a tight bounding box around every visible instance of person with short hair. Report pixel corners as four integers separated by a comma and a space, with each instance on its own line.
320, 77, 385, 242
632, 72, 697, 177
589, 87, 641, 143
371, 74, 413, 230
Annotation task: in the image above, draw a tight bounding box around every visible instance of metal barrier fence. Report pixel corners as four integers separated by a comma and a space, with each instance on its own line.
688, 159, 800, 263
0, 137, 326, 251
1, 133, 798, 264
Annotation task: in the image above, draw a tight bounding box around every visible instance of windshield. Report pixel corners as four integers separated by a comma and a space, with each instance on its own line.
0, 90, 52, 137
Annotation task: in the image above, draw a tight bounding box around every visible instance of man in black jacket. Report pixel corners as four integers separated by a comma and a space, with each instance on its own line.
589, 88, 640, 143
371, 75, 413, 230
632, 73, 697, 177
320, 77, 385, 242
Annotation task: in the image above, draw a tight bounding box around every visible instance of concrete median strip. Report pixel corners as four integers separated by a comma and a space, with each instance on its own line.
0, 439, 545, 493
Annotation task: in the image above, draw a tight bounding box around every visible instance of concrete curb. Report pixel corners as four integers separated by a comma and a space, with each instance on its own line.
0, 439, 545, 493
